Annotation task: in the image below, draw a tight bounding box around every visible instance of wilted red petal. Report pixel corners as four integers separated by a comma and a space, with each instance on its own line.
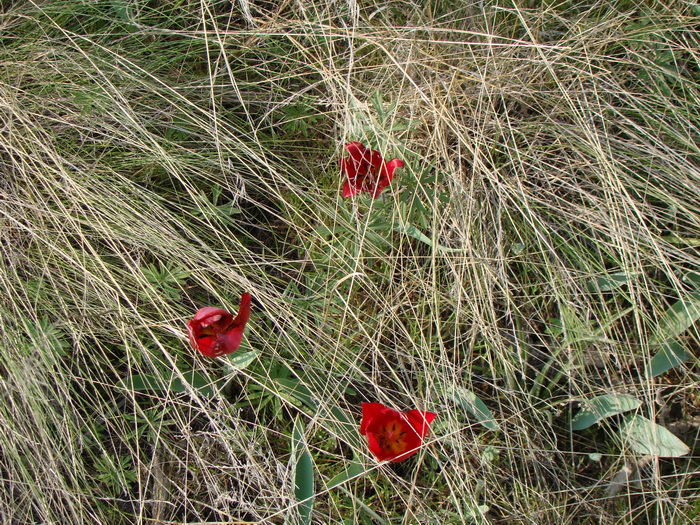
343, 142, 372, 177
367, 150, 383, 168
191, 306, 232, 324
199, 335, 224, 357
341, 143, 403, 199
370, 174, 391, 198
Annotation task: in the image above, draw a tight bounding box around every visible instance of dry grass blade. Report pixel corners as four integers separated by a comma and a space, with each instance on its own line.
1, 1, 699, 523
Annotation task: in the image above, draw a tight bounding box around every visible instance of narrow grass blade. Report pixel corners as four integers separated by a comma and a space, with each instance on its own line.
571, 394, 642, 430
620, 414, 690, 457
275, 377, 362, 450
329, 406, 364, 451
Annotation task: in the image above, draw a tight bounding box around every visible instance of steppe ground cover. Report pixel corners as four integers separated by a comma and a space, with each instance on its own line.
1, 0, 699, 523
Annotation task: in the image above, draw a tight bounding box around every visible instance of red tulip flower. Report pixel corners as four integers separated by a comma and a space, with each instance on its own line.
359, 402, 437, 462
187, 292, 251, 357
340, 142, 404, 198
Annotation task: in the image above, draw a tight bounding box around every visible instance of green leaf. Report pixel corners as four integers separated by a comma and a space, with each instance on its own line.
326, 462, 365, 490
118, 370, 221, 398
447, 385, 499, 430
587, 272, 635, 293
276, 376, 363, 450
571, 394, 642, 430
511, 242, 526, 255
619, 414, 690, 457
227, 349, 259, 370
682, 271, 700, 290
275, 378, 317, 410
392, 223, 461, 253
546, 318, 563, 337
647, 341, 693, 378
329, 406, 364, 451
650, 293, 700, 346
289, 416, 315, 525
110, 0, 130, 22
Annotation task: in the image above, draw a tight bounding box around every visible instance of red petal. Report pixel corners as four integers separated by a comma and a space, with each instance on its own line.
193, 335, 218, 357
391, 436, 422, 463
340, 157, 358, 177
369, 159, 403, 198
345, 141, 368, 162
187, 319, 199, 348
341, 143, 402, 199
219, 327, 241, 354
370, 176, 391, 199
365, 432, 387, 461
360, 402, 387, 435
367, 149, 383, 168
381, 158, 404, 179
192, 306, 231, 323
343, 180, 361, 198
218, 292, 251, 354
233, 292, 251, 328
187, 294, 251, 358
406, 410, 437, 439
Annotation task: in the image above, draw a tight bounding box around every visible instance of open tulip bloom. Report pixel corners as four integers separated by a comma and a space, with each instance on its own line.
360, 402, 437, 463
187, 292, 251, 357
340, 142, 404, 199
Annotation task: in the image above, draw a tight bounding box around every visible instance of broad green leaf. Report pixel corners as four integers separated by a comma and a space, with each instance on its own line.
392, 223, 462, 253
289, 416, 315, 525
620, 414, 690, 457
118, 371, 221, 398
650, 292, 700, 346
329, 406, 364, 451
118, 374, 161, 392
275, 378, 317, 410
447, 386, 499, 430
683, 271, 700, 290
326, 462, 365, 490
546, 318, 563, 337
661, 235, 700, 246
587, 272, 635, 293
571, 394, 642, 430
647, 341, 693, 378
227, 349, 259, 370
278, 370, 362, 448
511, 242, 526, 255
110, 0, 130, 22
